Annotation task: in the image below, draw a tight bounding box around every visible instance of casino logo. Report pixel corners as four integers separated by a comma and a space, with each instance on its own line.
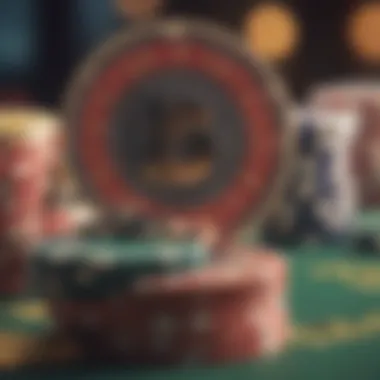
64, 19, 294, 234
140, 101, 213, 187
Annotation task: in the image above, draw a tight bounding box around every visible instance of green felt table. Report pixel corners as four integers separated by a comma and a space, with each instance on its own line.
2, 247, 380, 379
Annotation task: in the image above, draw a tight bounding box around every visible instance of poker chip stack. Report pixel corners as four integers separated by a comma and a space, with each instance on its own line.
32, 19, 292, 366
0, 107, 98, 294
313, 110, 359, 242
35, 241, 289, 365
305, 81, 380, 253
0, 108, 61, 238
0, 107, 62, 293
263, 106, 360, 247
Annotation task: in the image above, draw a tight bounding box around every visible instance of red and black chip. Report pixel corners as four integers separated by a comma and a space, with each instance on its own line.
64, 19, 293, 235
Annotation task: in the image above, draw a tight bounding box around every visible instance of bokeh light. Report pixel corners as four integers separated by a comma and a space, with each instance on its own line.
347, 3, 380, 64
243, 2, 301, 62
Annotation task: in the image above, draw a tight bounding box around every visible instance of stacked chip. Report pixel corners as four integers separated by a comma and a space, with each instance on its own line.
35, 242, 289, 365
307, 82, 380, 253
264, 86, 371, 248
0, 107, 63, 293
32, 18, 292, 366
0, 108, 61, 240
0, 107, 98, 294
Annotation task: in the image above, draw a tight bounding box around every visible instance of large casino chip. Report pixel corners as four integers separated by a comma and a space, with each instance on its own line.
64, 19, 294, 232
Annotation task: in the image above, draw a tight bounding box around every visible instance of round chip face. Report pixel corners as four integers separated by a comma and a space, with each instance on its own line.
65, 19, 292, 232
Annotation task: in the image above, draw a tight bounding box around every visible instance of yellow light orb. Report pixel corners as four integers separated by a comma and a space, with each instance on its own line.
243, 3, 300, 62
348, 3, 380, 63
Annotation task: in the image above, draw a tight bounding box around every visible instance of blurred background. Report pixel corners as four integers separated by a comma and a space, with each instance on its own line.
1, 0, 380, 106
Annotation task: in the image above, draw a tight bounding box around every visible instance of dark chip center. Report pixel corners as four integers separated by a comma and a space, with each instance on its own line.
142, 100, 213, 187
109, 69, 245, 207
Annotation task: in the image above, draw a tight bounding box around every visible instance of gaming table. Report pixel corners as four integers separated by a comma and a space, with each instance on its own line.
1, 247, 380, 380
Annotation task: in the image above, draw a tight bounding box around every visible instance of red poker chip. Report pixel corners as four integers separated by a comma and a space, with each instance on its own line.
133, 248, 286, 295
47, 248, 289, 366
65, 19, 293, 236
0, 118, 62, 242
49, 290, 289, 365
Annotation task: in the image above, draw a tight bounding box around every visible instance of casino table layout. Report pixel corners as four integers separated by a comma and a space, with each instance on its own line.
1, 247, 380, 380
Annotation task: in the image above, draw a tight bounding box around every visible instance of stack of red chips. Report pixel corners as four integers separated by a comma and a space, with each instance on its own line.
49, 249, 290, 365
0, 108, 63, 294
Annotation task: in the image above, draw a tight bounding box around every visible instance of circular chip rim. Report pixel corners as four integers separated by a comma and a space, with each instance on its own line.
64, 18, 296, 233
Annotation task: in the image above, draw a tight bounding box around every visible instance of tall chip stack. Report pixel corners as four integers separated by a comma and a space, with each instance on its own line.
307, 82, 380, 253
0, 108, 98, 295
0, 108, 61, 294
33, 19, 294, 366
265, 84, 378, 248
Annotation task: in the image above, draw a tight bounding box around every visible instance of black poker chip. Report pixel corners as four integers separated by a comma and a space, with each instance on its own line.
65, 18, 294, 234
